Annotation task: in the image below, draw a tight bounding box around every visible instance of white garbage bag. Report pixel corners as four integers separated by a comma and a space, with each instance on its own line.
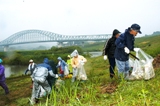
77, 64, 87, 80
128, 48, 155, 80
64, 66, 69, 76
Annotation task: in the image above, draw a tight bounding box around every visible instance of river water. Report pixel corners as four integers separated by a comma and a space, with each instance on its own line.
4, 65, 28, 78
4, 52, 102, 78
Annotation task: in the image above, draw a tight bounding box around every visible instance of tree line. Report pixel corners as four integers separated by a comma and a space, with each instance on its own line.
0, 46, 84, 65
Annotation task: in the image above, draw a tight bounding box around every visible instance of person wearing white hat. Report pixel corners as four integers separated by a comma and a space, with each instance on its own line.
25, 59, 37, 89
25, 59, 37, 75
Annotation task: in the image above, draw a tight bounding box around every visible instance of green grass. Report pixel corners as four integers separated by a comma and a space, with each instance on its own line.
36, 56, 160, 106
1, 56, 160, 106
135, 35, 160, 57
1, 35, 160, 105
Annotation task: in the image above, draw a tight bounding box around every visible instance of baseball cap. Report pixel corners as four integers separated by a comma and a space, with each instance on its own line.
131, 24, 142, 34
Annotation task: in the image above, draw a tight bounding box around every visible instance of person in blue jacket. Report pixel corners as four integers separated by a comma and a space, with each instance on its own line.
114, 24, 142, 79
56, 57, 67, 78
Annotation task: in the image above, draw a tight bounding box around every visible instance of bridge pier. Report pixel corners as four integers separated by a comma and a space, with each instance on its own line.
57, 42, 63, 47
4, 45, 9, 51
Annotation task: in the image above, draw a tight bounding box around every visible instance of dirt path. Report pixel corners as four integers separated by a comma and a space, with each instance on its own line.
0, 75, 32, 106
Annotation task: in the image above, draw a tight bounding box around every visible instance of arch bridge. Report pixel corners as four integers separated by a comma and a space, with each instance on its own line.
0, 29, 111, 51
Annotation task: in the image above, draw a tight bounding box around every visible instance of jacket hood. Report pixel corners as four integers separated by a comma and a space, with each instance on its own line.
43, 58, 49, 64
57, 57, 62, 61
71, 49, 79, 57
0, 59, 3, 63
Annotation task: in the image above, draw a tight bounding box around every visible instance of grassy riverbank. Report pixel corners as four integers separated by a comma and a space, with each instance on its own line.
0, 56, 160, 106
1, 35, 160, 105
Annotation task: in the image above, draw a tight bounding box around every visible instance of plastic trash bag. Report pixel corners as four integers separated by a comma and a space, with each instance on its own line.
64, 66, 69, 76
128, 48, 155, 80
77, 64, 87, 80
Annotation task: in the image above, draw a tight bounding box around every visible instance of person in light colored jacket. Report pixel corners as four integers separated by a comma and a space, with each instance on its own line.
30, 58, 58, 104
71, 50, 87, 82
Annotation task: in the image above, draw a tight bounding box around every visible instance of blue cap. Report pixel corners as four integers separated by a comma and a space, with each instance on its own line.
0, 59, 3, 63
131, 24, 142, 34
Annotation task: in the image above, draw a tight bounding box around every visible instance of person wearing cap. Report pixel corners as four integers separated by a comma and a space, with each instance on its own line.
56, 57, 67, 78
24, 59, 37, 89
0, 58, 9, 95
25, 59, 37, 75
71, 50, 87, 82
114, 23, 142, 79
103, 29, 121, 79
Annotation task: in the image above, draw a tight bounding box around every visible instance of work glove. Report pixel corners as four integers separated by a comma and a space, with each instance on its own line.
103, 55, 107, 60
55, 74, 59, 78
124, 47, 130, 54
134, 48, 140, 52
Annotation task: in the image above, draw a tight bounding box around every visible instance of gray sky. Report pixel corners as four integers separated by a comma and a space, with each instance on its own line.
0, 0, 160, 41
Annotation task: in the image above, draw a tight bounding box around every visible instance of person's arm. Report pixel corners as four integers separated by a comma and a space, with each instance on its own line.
104, 39, 111, 55
56, 62, 60, 68
24, 69, 29, 75
115, 34, 125, 49
71, 58, 76, 68
0, 67, 4, 77
48, 66, 56, 77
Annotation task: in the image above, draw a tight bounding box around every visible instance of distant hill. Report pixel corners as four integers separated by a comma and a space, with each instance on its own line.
145, 31, 160, 36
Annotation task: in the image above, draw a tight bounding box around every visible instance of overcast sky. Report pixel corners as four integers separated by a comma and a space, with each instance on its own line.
0, 0, 160, 41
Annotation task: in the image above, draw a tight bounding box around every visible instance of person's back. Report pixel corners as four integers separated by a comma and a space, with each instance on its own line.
31, 58, 53, 104
0, 64, 5, 82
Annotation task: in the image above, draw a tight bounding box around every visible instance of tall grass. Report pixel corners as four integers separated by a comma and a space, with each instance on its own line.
34, 56, 160, 106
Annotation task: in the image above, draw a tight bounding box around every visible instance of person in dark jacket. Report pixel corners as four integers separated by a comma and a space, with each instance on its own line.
47, 60, 58, 89
103, 29, 121, 78
114, 24, 141, 79
0, 58, 9, 95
